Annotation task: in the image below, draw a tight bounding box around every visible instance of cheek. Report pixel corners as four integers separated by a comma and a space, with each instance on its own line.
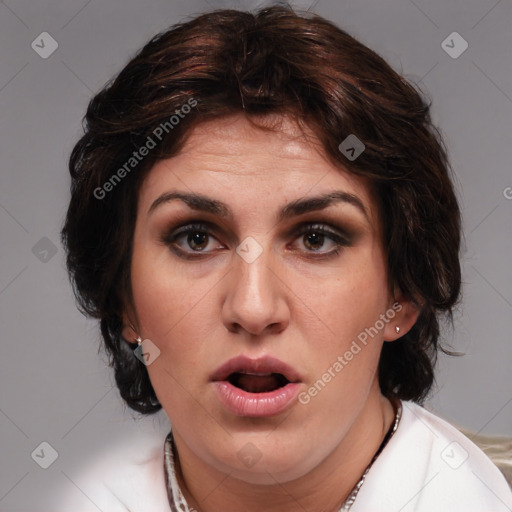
301, 255, 389, 350
297, 277, 387, 420
130, 244, 221, 393
131, 239, 208, 338
130, 249, 220, 421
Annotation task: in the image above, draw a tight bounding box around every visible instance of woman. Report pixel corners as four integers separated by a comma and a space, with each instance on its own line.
60, 5, 512, 511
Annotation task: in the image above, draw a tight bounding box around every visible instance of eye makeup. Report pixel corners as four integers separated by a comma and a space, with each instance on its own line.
158, 217, 359, 262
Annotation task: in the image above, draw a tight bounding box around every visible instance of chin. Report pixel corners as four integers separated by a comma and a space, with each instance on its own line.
229, 460, 311, 486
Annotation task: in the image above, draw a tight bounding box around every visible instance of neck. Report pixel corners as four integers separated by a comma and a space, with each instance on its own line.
171, 390, 396, 512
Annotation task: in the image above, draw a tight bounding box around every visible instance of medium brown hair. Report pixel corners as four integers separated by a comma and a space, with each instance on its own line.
61, 5, 461, 413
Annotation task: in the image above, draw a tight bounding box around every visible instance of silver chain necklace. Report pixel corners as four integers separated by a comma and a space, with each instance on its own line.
339, 401, 402, 510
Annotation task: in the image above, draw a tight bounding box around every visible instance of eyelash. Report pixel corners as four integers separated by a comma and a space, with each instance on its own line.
160, 221, 352, 261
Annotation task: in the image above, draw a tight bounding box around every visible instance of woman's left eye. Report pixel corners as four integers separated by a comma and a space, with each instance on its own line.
161, 222, 350, 259
289, 223, 350, 257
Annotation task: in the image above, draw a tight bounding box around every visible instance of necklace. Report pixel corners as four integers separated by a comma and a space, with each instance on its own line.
339, 399, 402, 510
163, 400, 402, 512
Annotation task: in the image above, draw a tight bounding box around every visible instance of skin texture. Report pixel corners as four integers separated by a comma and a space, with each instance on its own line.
123, 114, 420, 512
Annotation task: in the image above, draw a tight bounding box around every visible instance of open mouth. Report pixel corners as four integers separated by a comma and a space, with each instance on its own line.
211, 357, 302, 416
227, 372, 291, 393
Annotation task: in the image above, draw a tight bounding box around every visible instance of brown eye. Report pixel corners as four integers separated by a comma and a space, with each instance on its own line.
186, 231, 209, 251
161, 222, 225, 259
291, 223, 352, 259
303, 232, 326, 251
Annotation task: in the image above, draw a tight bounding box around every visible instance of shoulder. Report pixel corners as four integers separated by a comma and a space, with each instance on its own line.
56, 433, 172, 512
352, 400, 512, 512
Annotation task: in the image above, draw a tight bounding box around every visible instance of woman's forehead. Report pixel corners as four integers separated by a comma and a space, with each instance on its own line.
176, 113, 324, 159
136, 134, 380, 243
141, 114, 375, 211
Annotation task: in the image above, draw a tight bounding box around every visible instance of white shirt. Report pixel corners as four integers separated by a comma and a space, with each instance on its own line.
352, 401, 512, 511
57, 401, 512, 511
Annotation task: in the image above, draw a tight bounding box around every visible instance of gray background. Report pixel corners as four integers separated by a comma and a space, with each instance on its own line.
0, 0, 511, 510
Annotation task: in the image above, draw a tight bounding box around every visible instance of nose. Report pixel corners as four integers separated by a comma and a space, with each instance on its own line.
221, 245, 290, 337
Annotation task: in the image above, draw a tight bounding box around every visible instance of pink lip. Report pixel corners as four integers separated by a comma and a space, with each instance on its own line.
213, 381, 302, 417
210, 355, 303, 417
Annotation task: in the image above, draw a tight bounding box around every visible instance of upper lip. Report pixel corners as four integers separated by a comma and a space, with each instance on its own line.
210, 355, 302, 383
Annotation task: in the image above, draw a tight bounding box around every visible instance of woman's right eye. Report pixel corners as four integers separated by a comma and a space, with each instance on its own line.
161, 222, 225, 259
177, 230, 219, 252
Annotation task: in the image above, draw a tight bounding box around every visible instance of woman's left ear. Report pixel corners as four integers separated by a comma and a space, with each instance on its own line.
383, 293, 422, 342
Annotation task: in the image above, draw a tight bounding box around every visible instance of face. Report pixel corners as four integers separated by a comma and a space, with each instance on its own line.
124, 114, 409, 484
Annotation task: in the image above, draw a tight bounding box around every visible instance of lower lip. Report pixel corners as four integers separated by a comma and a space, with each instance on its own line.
213, 381, 302, 417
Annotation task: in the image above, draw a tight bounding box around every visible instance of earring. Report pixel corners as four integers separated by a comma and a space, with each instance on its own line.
128, 323, 142, 346
395, 325, 400, 334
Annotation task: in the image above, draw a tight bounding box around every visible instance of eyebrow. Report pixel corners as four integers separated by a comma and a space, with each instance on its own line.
148, 190, 369, 222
